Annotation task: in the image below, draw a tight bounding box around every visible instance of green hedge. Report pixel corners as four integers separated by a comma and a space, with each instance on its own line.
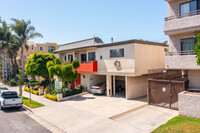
63, 85, 84, 97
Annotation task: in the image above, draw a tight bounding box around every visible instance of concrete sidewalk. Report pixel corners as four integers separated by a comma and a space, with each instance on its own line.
1, 84, 178, 133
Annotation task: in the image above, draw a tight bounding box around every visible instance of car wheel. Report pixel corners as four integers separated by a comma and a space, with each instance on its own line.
17, 106, 22, 110
0, 103, 4, 110
104, 90, 107, 95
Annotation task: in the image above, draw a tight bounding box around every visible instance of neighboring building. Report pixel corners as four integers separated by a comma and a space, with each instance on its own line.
54, 37, 168, 100
164, 0, 200, 88
17, 42, 60, 65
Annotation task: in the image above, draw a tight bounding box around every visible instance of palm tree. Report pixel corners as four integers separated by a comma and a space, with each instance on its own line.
11, 19, 43, 80
0, 21, 12, 81
8, 35, 21, 78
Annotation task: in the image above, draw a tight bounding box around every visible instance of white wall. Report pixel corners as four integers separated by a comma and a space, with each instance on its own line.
126, 75, 148, 100
188, 70, 200, 88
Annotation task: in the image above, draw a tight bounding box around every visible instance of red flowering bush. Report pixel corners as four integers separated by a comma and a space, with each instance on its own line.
38, 86, 44, 89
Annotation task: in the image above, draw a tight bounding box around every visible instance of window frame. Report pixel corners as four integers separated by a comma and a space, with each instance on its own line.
67, 53, 74, 62
39, 46, 45, 51
180, 0, 198, 14
110, 48, 125, 58
180, 37, 197, 52
87, 52, 96, 61
48, 46, 55, 53
31, 45, 34, 51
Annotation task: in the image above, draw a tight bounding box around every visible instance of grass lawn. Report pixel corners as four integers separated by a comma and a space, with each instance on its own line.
21, 96, 44, 109
152, 116, 200, 133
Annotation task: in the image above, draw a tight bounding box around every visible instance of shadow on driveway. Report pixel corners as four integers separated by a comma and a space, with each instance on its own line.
66, 96, 95, 101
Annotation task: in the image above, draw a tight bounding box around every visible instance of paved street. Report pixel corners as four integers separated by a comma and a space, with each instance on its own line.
0, 107, 51, 133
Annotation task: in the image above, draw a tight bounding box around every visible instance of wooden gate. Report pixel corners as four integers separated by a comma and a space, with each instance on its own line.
147, 70, 188, 110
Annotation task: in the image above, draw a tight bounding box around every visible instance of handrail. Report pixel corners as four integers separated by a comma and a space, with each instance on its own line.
166, 50, 197, 56
165, 10, 200, 21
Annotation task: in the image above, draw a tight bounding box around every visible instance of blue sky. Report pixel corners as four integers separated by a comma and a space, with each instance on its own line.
0, 0, 168, 44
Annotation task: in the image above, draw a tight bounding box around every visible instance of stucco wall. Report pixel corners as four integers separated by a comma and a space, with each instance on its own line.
179, 92, 200, 119
96, 44, 135, 75
165, 55, 200, 70
134, 43, 167, 76
126, 75, 148, 100
188, 70, 200, 88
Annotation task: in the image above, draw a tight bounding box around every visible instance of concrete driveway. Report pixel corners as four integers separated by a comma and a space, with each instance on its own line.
32, 93, 178, 133
61, 93, 147, 118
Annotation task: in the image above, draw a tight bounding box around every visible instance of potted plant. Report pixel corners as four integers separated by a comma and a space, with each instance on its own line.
44, 88, 47, 95
38, 86, 44, 95
56, 89, 63, 102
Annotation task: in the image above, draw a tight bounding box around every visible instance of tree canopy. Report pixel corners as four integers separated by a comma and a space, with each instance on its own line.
46, 57, 80, 88
25, 53, 58, 79
194, 33, 200, 65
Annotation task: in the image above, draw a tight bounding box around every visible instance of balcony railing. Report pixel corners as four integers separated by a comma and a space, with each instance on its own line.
165, 10, 200, 21
166, 50, 197, 56
76, 61, 98, 72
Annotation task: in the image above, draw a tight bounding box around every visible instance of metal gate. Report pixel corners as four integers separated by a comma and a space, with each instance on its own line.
147, 71, 188, 110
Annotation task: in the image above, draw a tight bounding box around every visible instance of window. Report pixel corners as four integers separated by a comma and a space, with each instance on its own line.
181, 38, 196, 52
68, 54, 73, 62
180, 1, 197, 17
31, 45, 34, 51
48, 46, 55, 53
40, 46, 44, 51
88, 52, 96, 61
110, 48, 124, 58
81, 54, 87, 62
64, 56, 67, 62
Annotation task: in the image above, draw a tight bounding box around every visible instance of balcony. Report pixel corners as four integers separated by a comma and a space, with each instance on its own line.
76, 61, 98, 72
165, 51, 200, 70
164, 10, 200, 35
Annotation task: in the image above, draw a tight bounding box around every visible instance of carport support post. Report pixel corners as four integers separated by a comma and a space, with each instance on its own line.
106, 73, 112, 96
113, 75, 116, 96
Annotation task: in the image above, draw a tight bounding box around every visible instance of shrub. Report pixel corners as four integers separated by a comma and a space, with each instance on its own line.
63, 85, 84, 97
24, 87, 39, 95
40, 80, 50, 88
45, 94, 57, 101
9, 79, 17, 86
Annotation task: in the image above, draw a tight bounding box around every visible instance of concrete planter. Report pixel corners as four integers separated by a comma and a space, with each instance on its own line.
179, 91, 200, 119
57, 93, 63, 102
38, 89, 44, 96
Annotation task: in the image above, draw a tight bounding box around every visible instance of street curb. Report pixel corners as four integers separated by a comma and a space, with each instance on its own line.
23, 105, 34, 113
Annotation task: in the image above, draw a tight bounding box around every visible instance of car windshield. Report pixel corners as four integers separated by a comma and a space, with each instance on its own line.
95, 82, 105, 86
2, 91, 18, 99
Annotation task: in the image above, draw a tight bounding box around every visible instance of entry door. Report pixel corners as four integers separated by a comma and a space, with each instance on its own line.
81, 54, 87, 62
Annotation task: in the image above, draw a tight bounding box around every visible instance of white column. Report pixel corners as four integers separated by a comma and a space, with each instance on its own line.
125, 76, 128, 99
106, 73, 112, 96
113, 75, 116, 95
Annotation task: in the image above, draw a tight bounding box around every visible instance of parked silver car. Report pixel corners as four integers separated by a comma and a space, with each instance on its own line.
91, 82, 106, 95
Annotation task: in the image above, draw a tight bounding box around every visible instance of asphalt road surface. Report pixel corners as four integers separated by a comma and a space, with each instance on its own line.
0, 107, 51, 133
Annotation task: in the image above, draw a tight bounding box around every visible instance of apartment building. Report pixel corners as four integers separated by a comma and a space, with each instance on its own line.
54, 37, 167, 100
17, 42, 60, 64
164, 0, 200, 88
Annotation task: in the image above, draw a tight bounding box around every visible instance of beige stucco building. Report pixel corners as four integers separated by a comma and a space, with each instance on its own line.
17, 42, 60, 64
164, 0, 200, 88
54, 37, 167, 100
